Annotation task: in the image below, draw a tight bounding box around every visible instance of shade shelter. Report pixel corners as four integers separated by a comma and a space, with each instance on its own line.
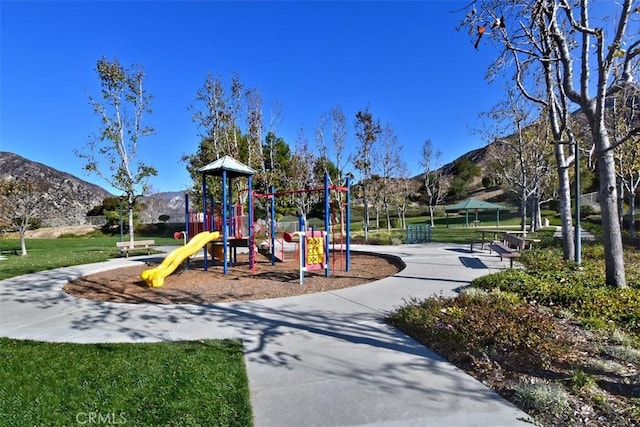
197, 155, 256, 274
444, 198, 507, 228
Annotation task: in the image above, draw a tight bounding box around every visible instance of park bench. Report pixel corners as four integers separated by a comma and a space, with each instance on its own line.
489, 233, 525, 268
502, 233, 527, 251
116, 240, 155, 257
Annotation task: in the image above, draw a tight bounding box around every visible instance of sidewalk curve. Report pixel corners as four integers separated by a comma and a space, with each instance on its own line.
0, 243, 533, 426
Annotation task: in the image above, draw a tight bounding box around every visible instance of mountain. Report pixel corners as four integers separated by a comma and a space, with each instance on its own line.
139, 191, 187, 224
0, 151, 112, 227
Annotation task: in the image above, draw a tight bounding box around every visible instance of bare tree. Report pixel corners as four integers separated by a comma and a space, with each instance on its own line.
611, 84, 640, 239
284, 129, 320, 228
0, 177, 49, 256
421, 139, 445, 227
353, 106, 382, 241
460, 0, 640, 287
485, 91, 556, 232
330, 105, 349, 184
76, 57, 157, 246
377, 124, 403, 230
395, 161, 419, 229
185, 72, 260, 205
264, 100, 283, 191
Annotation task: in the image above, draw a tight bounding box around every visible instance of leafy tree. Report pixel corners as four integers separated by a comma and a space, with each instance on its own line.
262, 131, 292, 190
87, 196, 144, 231
0, 177, 49, 256
353, 106, 382, 241
185, 73, 271, 210
76, 57, 157, 246
447, 157, 481, 199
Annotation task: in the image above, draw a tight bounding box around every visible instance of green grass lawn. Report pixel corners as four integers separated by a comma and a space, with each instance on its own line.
0, 338, 253, 427
0, 236, 179, 280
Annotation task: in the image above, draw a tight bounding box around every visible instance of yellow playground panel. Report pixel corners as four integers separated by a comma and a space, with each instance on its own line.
296, 230, 328, 284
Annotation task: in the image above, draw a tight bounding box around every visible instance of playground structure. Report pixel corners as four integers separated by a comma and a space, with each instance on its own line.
166, 156, 351, 285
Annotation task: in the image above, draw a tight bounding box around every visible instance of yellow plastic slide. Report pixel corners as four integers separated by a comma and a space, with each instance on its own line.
140, 231, 221, 288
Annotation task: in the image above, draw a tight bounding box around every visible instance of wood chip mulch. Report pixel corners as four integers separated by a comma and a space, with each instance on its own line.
64, 251, 404, 304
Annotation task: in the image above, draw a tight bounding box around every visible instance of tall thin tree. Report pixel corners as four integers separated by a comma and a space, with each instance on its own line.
76, 57, 157, 246
353, 106, 382, 241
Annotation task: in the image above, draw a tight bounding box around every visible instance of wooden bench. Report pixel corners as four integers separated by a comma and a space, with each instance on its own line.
116, 240, 155, 257
502, 233, 527, 251
488, 233, 528, 268
489, 241, 521, 268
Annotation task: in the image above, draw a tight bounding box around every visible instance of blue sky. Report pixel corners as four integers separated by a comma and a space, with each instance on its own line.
1, 1, 507, 194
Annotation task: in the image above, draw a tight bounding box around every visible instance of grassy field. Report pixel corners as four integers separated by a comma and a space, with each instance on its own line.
0, 339, 253, 426
0, 235, 178, 280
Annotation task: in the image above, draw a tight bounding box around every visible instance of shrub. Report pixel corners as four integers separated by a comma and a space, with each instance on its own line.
388, 293, 566, 370
470, 270, 551, 303
513, 381, 570, 415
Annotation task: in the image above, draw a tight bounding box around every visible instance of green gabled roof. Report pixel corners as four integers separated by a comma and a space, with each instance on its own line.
445, 198, 507, 211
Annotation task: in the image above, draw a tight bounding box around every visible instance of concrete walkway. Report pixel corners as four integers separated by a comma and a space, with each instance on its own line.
0, 243, 533, 426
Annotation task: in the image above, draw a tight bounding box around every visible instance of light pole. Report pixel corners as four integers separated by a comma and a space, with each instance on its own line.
574, 139, 581, 266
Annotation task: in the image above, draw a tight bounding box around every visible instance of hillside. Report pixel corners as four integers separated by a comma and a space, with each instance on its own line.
414, 141, 510, 203
0, 152, 112, 227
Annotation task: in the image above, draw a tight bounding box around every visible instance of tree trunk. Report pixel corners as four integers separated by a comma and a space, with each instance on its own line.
529, 196, 541, 232
363, 194, 369, 242
384, 200, 391, 230
557, 163, 575, 261
596, 143, 627, 288
630, 191, 636, 240
520, 189, 527, 234
19, 229, 27, 256
429, 205, 435, 227
128, 195, 135, 246
618, 180, 625, 228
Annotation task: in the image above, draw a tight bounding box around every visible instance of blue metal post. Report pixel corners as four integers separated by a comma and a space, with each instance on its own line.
210, 195, 214, 231
184, 193, 189, 241
575, 141, 582, 265
202, 174, 208, 272
270, 186, 276, 266
248, 176, 254, 270
345, 176, 351, 271
324, 173, 330, 278
229, 176, 236, 264
222, 170, 228, 274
